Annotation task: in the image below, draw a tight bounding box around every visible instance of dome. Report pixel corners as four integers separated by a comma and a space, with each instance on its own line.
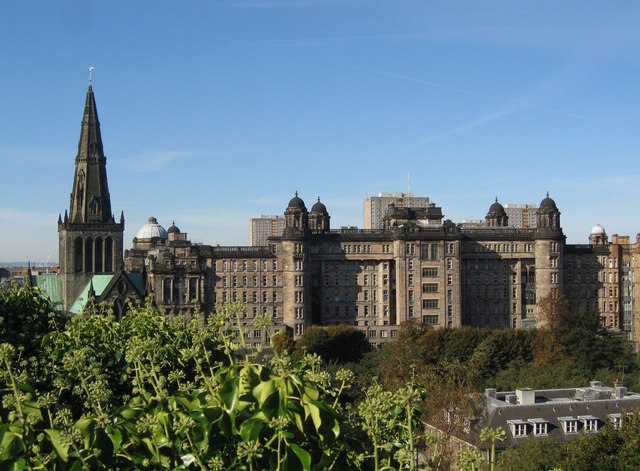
311, 197, 327, 214
167, 221, 180, 234
590, 224, 605, 235
287, 191, 307, 210
540, 193, 558, 210
488, 198, 506, 215
135, 217, 168, 239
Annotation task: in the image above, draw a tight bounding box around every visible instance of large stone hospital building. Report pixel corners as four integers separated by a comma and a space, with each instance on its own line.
41, 86, 640, 347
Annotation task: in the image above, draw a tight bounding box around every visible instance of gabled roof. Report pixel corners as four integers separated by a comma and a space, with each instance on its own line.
68, 272, 145, 314
70, 275, 115, 314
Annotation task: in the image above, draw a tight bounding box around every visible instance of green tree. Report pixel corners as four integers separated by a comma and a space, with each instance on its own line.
0, 284, 66, 359
295, 324, 371, 363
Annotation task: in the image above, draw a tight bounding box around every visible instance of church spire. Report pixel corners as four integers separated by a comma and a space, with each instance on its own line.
68, 84, 112, 224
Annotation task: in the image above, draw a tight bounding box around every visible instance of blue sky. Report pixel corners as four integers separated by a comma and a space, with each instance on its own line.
1, 1, 639, 263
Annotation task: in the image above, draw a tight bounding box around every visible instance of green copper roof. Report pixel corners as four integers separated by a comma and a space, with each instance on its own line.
126, 272, 144, 294
31, 274, 63, 311
69, 275, 115, 314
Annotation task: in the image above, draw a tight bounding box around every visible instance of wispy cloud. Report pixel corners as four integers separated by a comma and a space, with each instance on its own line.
0, 208, 58, 227
221, 0, 368, 9
414, 61, 593, 145
0, 146, 69, 166
117, 148, 252, 172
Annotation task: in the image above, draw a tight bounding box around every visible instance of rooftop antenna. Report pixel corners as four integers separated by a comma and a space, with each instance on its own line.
89, 66, 94, 85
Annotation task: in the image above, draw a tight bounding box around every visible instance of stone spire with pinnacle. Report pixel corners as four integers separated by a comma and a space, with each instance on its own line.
68, 84, 113, 224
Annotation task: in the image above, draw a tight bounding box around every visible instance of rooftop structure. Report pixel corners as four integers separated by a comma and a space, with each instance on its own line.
481, 382, 640, 449
364, 192, 430, 229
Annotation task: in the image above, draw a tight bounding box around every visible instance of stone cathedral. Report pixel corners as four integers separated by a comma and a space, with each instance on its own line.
38, 85, 640, 347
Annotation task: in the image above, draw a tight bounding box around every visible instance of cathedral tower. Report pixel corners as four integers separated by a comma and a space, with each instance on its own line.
58, 85, 124, 310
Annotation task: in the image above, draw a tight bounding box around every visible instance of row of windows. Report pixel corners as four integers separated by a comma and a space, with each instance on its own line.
466, 243, 533, 254
220, 291, 279, 303
368, 329, 398, 338
221, 260, 276, 272
221, 275, 278, 288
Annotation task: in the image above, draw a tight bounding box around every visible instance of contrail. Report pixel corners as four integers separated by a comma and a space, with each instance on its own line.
357, 67, 498, 100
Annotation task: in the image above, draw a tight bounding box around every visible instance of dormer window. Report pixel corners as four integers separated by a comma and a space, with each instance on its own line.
609, 414, 622, 429
507, 420, 528, 438
528, 418, 548, 436
559, 417, 579, 434
578, 415, 599, 432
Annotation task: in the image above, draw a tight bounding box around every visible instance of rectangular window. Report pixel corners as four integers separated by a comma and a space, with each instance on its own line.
422, 299, 439, 309
422, 283, 438, 293
511, 423, 527, 438
422, 268, 438, 277
530, 421, 548, 436
562, 420, 578, 434
423, 315, 439, 324
408, 274, 414, 286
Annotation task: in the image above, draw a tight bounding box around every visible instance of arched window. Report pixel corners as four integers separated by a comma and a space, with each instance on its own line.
94, 237, 103, 272
89, 199, 98, 215
74, 237, 83, 272
105, 237, 113, 272
84, 237, 93, 272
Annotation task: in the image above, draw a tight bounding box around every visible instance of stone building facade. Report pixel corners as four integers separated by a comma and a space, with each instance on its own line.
51, 86, 640, 348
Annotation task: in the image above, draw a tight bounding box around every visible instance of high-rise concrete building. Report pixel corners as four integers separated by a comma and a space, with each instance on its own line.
504, 204, 538, 229
364, 192, 430, 229
249, 215, 286, 246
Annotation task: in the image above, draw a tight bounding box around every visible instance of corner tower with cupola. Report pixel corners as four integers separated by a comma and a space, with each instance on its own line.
58, 85, 124, 310
534, 193, 565, 326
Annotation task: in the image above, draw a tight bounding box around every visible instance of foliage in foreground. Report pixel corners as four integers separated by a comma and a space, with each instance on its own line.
0, 288, 428, 470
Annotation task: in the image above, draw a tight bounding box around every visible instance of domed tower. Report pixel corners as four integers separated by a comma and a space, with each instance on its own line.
131, 217, 168, 250
485, 198, 508, 227
167, 221, 185, 242
284, 192, 308, 231
309, 197, 330, 232
534, 193, 564, 327
589, 224, 608, 245
537, 193, 560, 229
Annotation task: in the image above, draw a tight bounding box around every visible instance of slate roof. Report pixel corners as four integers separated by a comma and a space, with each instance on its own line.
481, 383, 640, 449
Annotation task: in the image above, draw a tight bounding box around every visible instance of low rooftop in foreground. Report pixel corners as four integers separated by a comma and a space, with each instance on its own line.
481, 381, 640, 448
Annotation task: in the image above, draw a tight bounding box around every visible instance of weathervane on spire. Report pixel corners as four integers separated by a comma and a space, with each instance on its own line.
89, 66, 95, 85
